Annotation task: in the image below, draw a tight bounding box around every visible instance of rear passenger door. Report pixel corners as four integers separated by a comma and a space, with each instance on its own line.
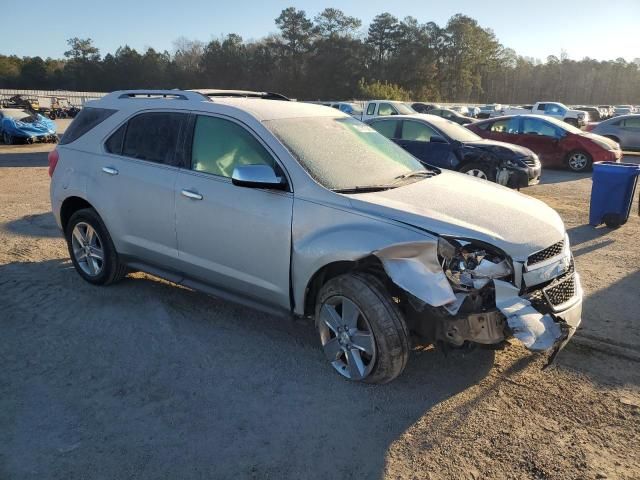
94, 110, 187, 269
174, 114, 293, 310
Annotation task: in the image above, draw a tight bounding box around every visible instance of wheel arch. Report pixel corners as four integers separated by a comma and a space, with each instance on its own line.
60, 196, 96, 232
302, 256, 391, 317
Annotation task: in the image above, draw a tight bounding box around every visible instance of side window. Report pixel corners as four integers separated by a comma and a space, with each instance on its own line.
622, 117, 640, 128
121, 112, 185, 165
536, 103, 547, 111
523, 118, 557, 137
191, 116, 274, 178
369, 120, 399, 139
366, 103, 376, 116
59, 107, 116, 145
378, 103, 397, 116
105, 124, 126, 154
490, 118, 519, 134
401, 121, 438, 142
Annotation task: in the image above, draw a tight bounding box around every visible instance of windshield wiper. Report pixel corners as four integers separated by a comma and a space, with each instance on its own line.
334, 170, 437, 194
333, 185, 397, 193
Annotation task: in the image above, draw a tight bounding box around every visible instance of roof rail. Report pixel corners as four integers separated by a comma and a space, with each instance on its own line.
192, 89, 290, 101
101, 89, 208, 102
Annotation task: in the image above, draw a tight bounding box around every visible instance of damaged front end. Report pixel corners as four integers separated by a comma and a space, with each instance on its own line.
374, 235, 582, 362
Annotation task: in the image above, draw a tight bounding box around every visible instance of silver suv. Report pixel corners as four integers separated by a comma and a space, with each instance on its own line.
50, 89, 583, 384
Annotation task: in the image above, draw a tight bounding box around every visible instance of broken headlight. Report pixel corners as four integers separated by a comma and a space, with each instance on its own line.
437, 237, 512, 291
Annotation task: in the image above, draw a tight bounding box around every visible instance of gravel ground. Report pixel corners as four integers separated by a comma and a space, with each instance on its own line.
1, 132, 639, 479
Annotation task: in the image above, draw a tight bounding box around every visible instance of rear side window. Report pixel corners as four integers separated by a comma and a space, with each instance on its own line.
105, 124, 126, 154
121, 112, 185, 165
59, 107, 116, 145
621, 117, 640, 128
489, 118, 519, 134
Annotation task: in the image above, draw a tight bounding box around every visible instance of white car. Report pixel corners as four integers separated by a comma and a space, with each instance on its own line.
360, 100, 416, 121
49, 89, 582, 383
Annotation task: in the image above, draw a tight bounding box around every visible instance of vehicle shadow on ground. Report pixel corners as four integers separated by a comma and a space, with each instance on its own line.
576, 269, 640, 355
0, 258, 499, 479
0, 151, 49, 167
2, 212, 61, 238
538, 168, 591, 185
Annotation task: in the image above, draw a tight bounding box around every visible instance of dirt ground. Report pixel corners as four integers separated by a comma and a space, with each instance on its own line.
1, 127, 639, 479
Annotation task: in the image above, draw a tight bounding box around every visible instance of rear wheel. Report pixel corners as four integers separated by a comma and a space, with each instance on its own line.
315, 273, 410, 384
566, 150, 592, 172
65, 208, 127, 285
459, 162, 496, 182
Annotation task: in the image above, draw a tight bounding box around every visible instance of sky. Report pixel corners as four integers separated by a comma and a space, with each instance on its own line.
2, 0, 639, 62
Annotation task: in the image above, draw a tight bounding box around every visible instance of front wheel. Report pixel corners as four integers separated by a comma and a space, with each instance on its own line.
566, 150, 592, 172
315, 273, 410, 384
459, 162, 496, 182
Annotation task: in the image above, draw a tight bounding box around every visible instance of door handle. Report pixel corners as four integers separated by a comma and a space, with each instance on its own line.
102, 166, 118, 175
181, 189, 203, 200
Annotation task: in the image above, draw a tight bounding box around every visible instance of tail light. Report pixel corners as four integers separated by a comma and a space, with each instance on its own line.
48, 149, 59, 177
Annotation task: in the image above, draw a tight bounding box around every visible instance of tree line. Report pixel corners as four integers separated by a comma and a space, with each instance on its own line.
1, 7, 639, 104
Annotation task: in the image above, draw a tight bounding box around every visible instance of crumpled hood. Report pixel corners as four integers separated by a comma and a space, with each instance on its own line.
346, 171, 565, 261
464, 139, 534, 158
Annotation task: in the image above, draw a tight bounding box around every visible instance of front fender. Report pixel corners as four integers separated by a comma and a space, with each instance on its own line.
291, 198, 440, 315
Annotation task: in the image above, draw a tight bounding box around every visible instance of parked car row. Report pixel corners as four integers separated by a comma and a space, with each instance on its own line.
49, 88, 583, 384
467, 114, 622, 172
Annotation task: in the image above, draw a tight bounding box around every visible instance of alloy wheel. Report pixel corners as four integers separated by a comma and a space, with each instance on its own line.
568, 152, 588, 171
318, 296, 376, 380
71, 222, 105, 276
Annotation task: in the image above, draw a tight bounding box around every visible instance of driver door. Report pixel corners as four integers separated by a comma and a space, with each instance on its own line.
398, 120, 452, 168
174, 114, 293, 310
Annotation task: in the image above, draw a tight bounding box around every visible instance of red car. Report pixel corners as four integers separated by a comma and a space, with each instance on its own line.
467, 114, 622, 172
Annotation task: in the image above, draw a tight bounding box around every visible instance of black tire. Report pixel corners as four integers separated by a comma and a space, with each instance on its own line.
315, 273, 410, 384
565, 118, 579, 127
459, 162, 496, 182
566, 150, 593, 172
65, 208, 128, 285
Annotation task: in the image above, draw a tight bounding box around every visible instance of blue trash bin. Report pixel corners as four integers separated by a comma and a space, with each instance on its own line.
589, 161, 640, 228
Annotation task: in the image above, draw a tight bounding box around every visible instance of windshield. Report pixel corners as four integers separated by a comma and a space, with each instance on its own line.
395, 103, 415, 114
265, 116, 426, 190
435, 120, 482, 142
540, 115, 583, 134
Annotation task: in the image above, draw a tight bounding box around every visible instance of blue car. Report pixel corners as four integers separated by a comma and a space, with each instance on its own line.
0, 108, 58, 145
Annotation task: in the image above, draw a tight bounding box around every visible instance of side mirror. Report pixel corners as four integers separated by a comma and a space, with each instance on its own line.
231, 165, 287, 190
430, 135, 448, 144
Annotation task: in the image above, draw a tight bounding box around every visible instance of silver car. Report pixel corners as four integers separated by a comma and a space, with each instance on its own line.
49, 89, 583, 384
590, 114, 640, 151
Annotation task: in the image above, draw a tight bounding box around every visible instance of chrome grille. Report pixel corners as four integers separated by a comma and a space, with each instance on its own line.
528, 240, 564, 266
523, 157, 537, 167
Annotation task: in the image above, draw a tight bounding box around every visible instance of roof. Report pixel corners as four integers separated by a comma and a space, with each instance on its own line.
87, 89, 345, 122
214, 97, 345, 121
